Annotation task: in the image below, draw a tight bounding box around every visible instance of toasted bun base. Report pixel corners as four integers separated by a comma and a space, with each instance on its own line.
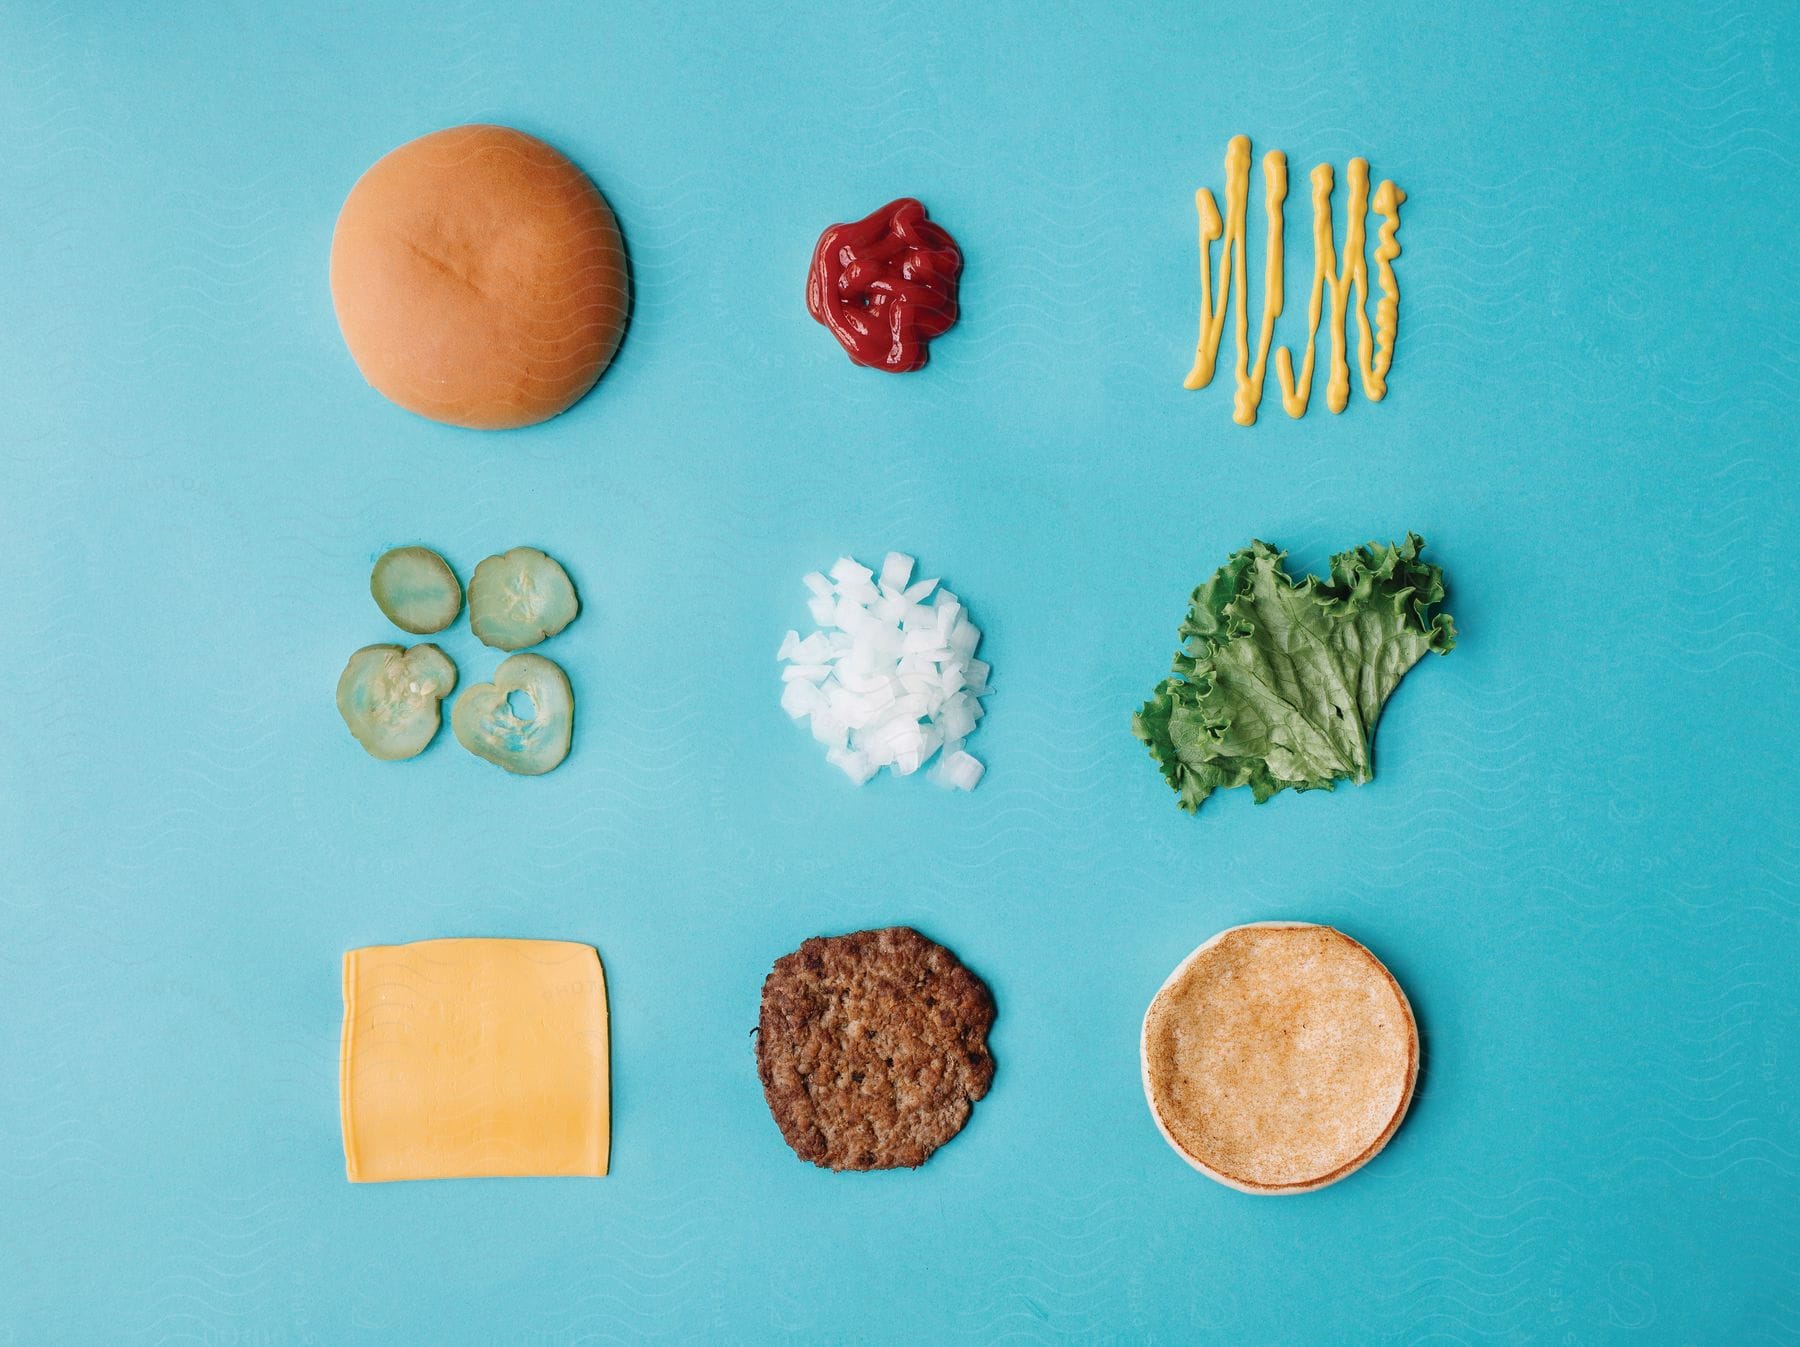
1141, 922, 1417, 1194
330, 124, 628, 430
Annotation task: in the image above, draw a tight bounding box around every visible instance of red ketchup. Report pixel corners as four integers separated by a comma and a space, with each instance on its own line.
806, 198, 961, 373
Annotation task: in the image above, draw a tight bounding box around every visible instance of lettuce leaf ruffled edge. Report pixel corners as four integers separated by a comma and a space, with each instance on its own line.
1132, 534, 1456, 813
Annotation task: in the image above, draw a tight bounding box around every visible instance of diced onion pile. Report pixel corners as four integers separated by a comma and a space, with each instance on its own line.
779, 553, 989, 790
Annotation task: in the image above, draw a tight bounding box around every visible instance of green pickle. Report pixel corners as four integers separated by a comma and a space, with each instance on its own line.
453, 653, 575, 775
370, 546, 461, 635
467, 547, 579, 650
336, 644, 457, 761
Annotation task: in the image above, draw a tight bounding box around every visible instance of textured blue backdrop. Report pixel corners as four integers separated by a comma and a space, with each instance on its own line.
3, 1, 1797, 1341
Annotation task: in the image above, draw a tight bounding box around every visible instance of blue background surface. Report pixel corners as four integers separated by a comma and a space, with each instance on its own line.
3, 2, 1798, 1341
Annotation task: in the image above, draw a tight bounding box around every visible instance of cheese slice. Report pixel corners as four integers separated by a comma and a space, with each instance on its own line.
340, 937, 609, 1181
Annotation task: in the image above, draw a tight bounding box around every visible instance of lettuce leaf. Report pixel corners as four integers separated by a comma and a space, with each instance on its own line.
1133, 534, 1456, 813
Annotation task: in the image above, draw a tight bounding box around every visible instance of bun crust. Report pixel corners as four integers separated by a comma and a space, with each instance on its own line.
1141, 922, 1418, 1194
330, 124, 628, 430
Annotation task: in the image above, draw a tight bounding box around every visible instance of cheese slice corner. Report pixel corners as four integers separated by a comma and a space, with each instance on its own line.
340, 937, 609, 1182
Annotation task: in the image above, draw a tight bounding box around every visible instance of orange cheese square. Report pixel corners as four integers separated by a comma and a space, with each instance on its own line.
340, 938, 610, 1182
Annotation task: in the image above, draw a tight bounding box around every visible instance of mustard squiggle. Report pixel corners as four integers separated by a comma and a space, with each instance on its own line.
1188, 137, 1404, 424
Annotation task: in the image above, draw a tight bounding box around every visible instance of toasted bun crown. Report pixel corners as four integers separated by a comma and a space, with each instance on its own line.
1142, 922, 1417, 1193
330, 124, 628, 430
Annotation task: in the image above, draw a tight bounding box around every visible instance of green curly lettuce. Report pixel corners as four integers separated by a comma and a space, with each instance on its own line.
1132, 534, 1456, 813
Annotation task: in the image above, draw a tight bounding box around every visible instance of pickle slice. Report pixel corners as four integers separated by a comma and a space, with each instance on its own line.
370, 546, 462, 635
452, 653, 574, 775
337, 644, 457, 761
467, 547, 579, 650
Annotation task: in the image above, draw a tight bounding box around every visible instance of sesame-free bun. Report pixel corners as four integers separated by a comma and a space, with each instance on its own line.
1141, 922, 1418, 1194
329, 124, 628, 430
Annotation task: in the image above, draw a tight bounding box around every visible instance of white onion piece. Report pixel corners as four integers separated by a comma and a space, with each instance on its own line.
826, 746, 877, 785
880, 552, 915, 592
779, 553, 991, 790
780, 680, 819, 720
809, 708, 848, 748
936, 750, 985, 792
937, 694, 976, 742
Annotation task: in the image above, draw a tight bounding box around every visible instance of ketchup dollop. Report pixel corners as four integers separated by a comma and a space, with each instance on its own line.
806, 198, 962, 373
